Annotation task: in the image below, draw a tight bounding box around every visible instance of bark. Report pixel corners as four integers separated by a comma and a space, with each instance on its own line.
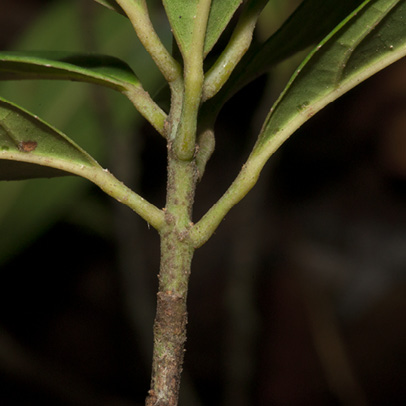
146, 152, 197, 406
146, 291, 188, 406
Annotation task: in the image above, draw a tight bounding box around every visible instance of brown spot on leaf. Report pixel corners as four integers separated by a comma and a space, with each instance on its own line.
18, 140, 38, 152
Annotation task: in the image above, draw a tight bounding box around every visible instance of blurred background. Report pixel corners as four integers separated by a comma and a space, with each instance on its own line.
0, 1, 405, 405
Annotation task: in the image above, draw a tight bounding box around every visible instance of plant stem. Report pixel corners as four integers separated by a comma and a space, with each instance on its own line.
173, 0, 212, 160
190, 152, 264, 248
146, 150, 198, 406
202, 0, 267, 101
89, 165, 166, 230
124, 84, 167, 137
116, 0, 181, 83
195, 126, 215, 179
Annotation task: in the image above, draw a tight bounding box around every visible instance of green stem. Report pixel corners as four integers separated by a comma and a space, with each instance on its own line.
0, 151, 165, 230
190, 152, 265, 248
165, 77, 185, 141
146, 152, 198, 406
173, 0, 212, 160
202, 0, 267, 101
195, 126, 215, 179
124, 84, 167, 136
116, 0, 181, 83
88, 165, 166, 231
145, 3, 211, 397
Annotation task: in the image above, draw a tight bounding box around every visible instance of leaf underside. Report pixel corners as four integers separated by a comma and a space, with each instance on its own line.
0, 160, 68, 181
162, 0, 242, 57
0, 97, 100, 180
0, 51, 140, 91
0, 0, 155, 265
211, 0, 368, 110
254, 0, 406, 158
252, 0, 368, 77
93, 0, 126, 16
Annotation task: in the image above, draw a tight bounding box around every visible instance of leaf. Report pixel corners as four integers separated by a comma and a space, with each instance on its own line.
0, 51, 140, 92
204, 0, 243, 55
0, 0, 167, 264
162, 0, 242, 57
0, 50, 167, 135
93, 0, 126, 16
253, 0, 406, 158
190, 0, 406, 247
249, 0, 367, 78
0, 1, 108, 265
0, 97, 101, 180
209, 0, 367, 110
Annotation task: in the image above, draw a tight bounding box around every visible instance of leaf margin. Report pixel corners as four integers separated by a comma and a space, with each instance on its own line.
93, 0, 126, 16
0, 96, 101, 181
0, 51, 167, 135
253, 0, 405, 156
0, 51, 139, 91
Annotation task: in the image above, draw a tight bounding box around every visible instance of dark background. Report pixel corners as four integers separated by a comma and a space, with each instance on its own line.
0, 1, 405, 405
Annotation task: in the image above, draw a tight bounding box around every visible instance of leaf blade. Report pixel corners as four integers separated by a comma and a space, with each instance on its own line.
0, 0, 166, 263
0, 97, 164, 229
251, 0, 367, 78
0, 97, 101, 180
0, 51, 140, 91
0, 51, 167, 135
204, 0, 243, 55
209, 0, 368, 110
253, 0, 406, 157
162, 0, 242, 57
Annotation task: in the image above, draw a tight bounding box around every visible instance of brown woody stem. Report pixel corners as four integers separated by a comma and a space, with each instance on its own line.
146, 149, 197, 406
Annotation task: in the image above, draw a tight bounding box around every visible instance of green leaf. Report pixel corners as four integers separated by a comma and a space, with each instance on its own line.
0, 97, 101, 180
93, 0, 126, 16
0, 100, 162, 227
0, 51, 167, 135
209, 0, 367, 109
0, 1, 108, 265
250, 0, 367, 77
0, 0, 165, 264
204, 0, 243, 55
162, 0, 242, 57
0, 51, 140, 91
253, 0, 406, 158
190, 0, 406, 248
